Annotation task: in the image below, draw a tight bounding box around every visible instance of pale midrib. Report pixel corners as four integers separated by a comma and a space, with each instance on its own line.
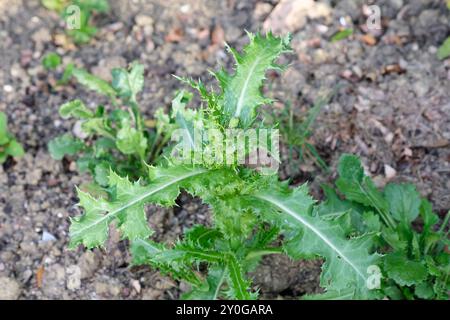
227, 257, 245, 298
256, 194, 366, 281
72, 169, 207, 238
234, 57, 261, 118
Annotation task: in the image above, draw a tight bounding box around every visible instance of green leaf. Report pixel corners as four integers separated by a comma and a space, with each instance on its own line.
93, 162, 110, 186
130, 238, 206, 286
415, 282, 434, 299
74, 0, 109, 12
111, 62, 144, 102
182, 266, 227, 300
331, 28, 354, 42
72, 68, 116, 98
5, 139, 25, 158
384, 252, 428, 286
59, 63, 74, 85
48, 134, 84, 160
226, 253, 256, 300
437, 37, 450, 60
69, 166, 208, 248
0, 111, 11, 145
336, 154, 394, 228
216, 32, 291, 128
420, 199, 439, 232
41, 0, 66, 12
42, 52, 62, 70
116, 120, 147, 157
59, 99, 94, 119
384, 183, 421, 224
253, 184, 380, 298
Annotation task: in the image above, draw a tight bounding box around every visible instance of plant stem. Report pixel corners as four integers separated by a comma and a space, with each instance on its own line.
438, 211, 450, 234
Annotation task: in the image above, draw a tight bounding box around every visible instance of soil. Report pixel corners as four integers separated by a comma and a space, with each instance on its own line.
0, 0, 449, 299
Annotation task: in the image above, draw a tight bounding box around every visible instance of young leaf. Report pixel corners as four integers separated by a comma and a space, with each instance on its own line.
59, 99, 94, 119
216, 32, 291, 128
182, 266, 227, 300
438, 37, 450, 60
42, 52, 62, 70
131, 238, 202, 286
116, 120, 147, 158
48, 134, 84, 160
0, 112, 9, 145
384, 183, 421, 224
5, 140, 25, 158
111, 62, 144, 102
415, 281, 434, 299
72, 68, 116, 98
384, 252, 428, 286
336, 154, 395, 228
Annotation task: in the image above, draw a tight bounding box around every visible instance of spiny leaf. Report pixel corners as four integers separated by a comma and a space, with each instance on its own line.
69, 166, 208, 249
252, 184, 380, 298
217, 32, 291, 128
225, 253, 257, 300
131, 238, 202, 285
182, 266, 227, 300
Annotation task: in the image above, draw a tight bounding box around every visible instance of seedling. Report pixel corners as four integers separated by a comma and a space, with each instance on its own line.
48, 62, 171, 187
0, 112, 24, 164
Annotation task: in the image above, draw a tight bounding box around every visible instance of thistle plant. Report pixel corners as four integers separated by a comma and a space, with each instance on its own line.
61, 33, 449, 300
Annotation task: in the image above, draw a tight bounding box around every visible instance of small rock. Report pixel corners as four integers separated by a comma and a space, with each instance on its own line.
66, 265, 82, 291
91, 56, 127, 82
3, 85, 13, 93
263, 0, 331, 34
0, 277, 21, 300
72, 120, 89, 139
78, 251, 100, 279
384, 164, 397, 180
31, 28, 52, 45
41, 230, 57, 242
141, 288, 163, 300
94, 279, 121, 298
135, 14, 154, 27
253, 2, 273, 21
40, 264, 66, 298
130, 279, 141, 293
